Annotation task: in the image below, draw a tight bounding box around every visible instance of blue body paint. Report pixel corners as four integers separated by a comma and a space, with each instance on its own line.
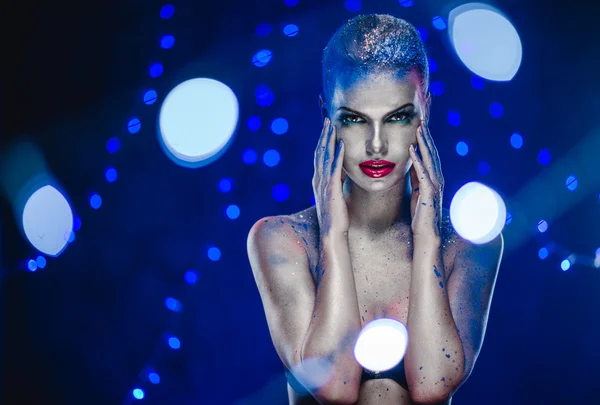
439, 281, 444, 288
434, 265, 441, 278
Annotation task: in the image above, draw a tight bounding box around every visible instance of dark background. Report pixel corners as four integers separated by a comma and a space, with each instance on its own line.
3, 0, 600, 404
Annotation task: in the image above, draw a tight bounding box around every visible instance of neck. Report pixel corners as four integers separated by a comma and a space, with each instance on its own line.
343, 172, 412, 235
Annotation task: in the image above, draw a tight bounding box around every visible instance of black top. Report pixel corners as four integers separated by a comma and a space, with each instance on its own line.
360, 357, 408, 390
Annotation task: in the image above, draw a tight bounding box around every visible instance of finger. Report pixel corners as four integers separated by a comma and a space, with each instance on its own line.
331, 135, 344, 179
416, 122, 434, 174
421, 122, 444, 188
409, 154, 419, 193
314, 118, 330, 173
324, 121, 336, 170
421, 120, 442, 175
409, 143, 433, 191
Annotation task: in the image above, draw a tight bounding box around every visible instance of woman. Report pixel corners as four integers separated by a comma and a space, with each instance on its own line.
247, 14, 503, 405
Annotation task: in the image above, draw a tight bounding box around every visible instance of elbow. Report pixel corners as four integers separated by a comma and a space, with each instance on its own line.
312, 373, 360, 405
319, 390, 359, 405
410, 387, 453, 405
296, 357, 360, 405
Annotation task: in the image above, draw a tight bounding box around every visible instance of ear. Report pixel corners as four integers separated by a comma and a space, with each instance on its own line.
319, 93, 329, 121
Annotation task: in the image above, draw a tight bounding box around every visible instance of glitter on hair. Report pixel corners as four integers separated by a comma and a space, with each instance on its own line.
322, 14, 429, 106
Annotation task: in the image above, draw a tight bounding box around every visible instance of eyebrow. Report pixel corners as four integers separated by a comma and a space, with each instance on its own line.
337, 103, 415, 118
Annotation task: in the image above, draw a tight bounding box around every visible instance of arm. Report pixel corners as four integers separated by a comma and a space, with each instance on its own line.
406, 121, 503, 403
247, 218, 362, 405
301, 230, 363, 404
405, 233, 503, 404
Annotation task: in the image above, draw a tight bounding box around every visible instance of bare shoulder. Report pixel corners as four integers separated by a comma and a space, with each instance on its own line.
440, 208, 504, 273
247, 207, 317, 263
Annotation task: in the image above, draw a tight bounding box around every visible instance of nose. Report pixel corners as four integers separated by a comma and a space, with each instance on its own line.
366, 123, 388, 156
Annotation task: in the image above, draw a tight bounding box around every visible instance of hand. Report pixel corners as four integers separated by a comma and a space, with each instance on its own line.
408, 120, 444, 239
313, 118, 348, 235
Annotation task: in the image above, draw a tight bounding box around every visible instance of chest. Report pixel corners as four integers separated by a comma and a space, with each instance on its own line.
303, 226, 415, 327
348, 232, 413, 326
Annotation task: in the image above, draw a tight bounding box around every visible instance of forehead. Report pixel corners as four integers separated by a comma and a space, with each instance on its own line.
330, 71, 422, 114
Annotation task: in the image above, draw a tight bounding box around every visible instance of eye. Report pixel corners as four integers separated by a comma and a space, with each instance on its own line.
388, 111, 413, 123
340, 114, 365, 125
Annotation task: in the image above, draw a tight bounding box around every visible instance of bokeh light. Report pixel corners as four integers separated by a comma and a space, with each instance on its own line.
208, 247, 221, 261
537, 220, 548, 233
272, 184, 290, 202
489, 102, 504, 118
566, 175, 578, 191
428, 58, 438, 73
450, 182, 506, 244
149, 62, 164, 78
243, 149, 258, 164
132, 388, 145, 400
247, 116, 261, 131
287, 357, 333, 391
432, 16, 447, 30
538, 149, 551, 166
184, 270, 198, 285
148, 372, 160, 384
449, 3, 522, 81
218, 178, 233, 193
510, 133, 523, 149
283, 24, 299, 37
164, 297, 183, 312
271, 118, 289, 135
128, 118, 141, 134
448, 110, 461, 126
36, 255, 47, 269
105, 167, 118, 183
345, 0, 362, 12
538, 247, 549, 260
226, 204, 241, 219
168, 336, 181, 349
255, 84, 275, 107
252, 49, 273, 67
456, 141, 469, 156
263, 149, 281, 167
90, 193, 102, 210
27, 259, 38, 272
106, 137, 120, 153
144, 89, 158, 105
22, 185, 74, 257
354, 319, 408, 372
158, 78, 239, 168
160, 4, 174, 19
160, 34, 175, 49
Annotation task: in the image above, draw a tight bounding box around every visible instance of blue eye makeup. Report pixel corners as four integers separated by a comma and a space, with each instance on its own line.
338, 109, 416, 126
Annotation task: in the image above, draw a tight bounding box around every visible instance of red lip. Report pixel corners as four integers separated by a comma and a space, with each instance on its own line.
359, 160, 396, 178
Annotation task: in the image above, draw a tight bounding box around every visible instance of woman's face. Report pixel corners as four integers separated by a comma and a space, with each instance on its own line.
328, 70, 428, 193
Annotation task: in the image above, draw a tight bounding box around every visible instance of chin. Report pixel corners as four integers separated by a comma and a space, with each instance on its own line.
352, 173, 401, 192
